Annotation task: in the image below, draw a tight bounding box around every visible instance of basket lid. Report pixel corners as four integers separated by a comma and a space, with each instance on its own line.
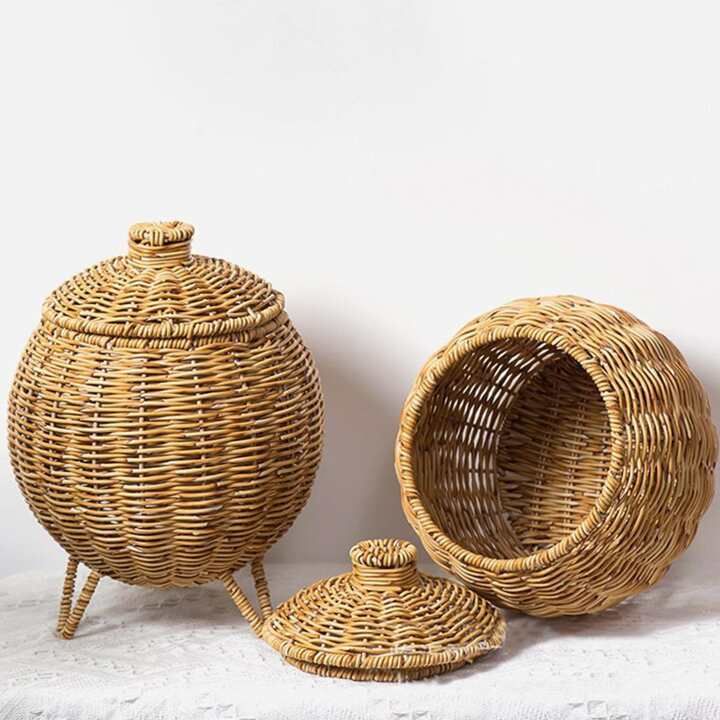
262, 539, 506, 680
41, 221, 285, 339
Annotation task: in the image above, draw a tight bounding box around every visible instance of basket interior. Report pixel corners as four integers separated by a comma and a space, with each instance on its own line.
412, 338, 613, 559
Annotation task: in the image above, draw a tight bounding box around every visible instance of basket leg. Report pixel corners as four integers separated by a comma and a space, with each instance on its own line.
221, 556, 274, 637
222, 573, 264, 635
56, 559, 102, 640
250, 557, 273, 620
57, 558, 79, 633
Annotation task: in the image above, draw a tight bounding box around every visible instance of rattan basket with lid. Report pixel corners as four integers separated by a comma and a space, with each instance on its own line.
263, 538, 505, 681
396, 295, 716, 617
8, 221, 324, 638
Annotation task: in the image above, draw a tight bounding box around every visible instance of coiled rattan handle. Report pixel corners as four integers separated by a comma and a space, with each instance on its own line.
350, 539, 419, 590
127, 220, 194, 267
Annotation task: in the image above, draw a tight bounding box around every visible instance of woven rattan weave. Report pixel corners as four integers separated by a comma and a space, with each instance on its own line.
396, 296, 716, 617
262, 539, 505, 682
8, 221, 324, 638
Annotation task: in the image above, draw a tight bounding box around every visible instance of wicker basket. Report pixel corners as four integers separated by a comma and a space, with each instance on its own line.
262, 538, 505, 681
396, 296, 716, 617
8, 221, 324, 637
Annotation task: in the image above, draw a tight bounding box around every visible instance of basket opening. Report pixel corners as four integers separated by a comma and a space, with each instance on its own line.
412, 337, 613, 559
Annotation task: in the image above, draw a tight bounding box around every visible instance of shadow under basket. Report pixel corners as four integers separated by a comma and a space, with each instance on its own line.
396, 295, 717, 617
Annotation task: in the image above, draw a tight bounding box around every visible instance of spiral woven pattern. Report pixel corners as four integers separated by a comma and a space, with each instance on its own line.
9, 222, 324, 588
396, 296, 716, 616
263, 539, 505, 682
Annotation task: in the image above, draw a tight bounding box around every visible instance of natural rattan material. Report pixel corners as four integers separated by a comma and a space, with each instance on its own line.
262, 539, 506, 682
396, 296, 717, 617
8, 221, 324, 637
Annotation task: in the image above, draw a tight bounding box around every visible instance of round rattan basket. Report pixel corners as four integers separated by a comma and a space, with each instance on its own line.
396, 296, 716, 617
8, 221, 324, 637
263, 538, 505, 681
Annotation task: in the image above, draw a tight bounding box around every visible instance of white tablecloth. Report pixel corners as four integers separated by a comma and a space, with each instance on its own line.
0, 562, 718, 720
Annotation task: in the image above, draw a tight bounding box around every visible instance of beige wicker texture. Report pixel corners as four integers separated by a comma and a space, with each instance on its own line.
396, 296, 717, 617
8, 221, 323, 637
262, 538, 505, 682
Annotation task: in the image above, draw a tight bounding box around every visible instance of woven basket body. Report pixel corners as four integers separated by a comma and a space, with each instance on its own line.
9, 222, 323, 590
396, 296, 716, 616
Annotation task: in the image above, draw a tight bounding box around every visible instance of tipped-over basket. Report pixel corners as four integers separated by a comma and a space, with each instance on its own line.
396, 295, 716, 617
8, 221, 324, 637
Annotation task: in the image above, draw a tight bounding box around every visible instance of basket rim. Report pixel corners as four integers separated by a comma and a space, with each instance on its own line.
41, 294, 286, 340
395, 320, 626, 574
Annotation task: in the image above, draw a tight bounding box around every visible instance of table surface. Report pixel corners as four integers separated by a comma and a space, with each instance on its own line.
0, 561, 718, 720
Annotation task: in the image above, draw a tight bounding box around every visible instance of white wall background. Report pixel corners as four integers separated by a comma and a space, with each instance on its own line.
1, 1, 718, 579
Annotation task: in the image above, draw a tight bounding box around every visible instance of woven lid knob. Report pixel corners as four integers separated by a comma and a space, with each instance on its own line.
350, 539, 419, 590
127, 220, 194, 267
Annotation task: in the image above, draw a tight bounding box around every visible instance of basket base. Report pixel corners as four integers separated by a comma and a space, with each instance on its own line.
56, 556, 272, 639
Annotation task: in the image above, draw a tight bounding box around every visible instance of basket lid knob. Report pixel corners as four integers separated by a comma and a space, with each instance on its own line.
127, 220, 194, 267
349, 539, 419, 590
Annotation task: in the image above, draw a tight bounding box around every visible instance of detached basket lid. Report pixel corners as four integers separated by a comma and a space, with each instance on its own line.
42, 221, 284, 340
262, 539, 506, 682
